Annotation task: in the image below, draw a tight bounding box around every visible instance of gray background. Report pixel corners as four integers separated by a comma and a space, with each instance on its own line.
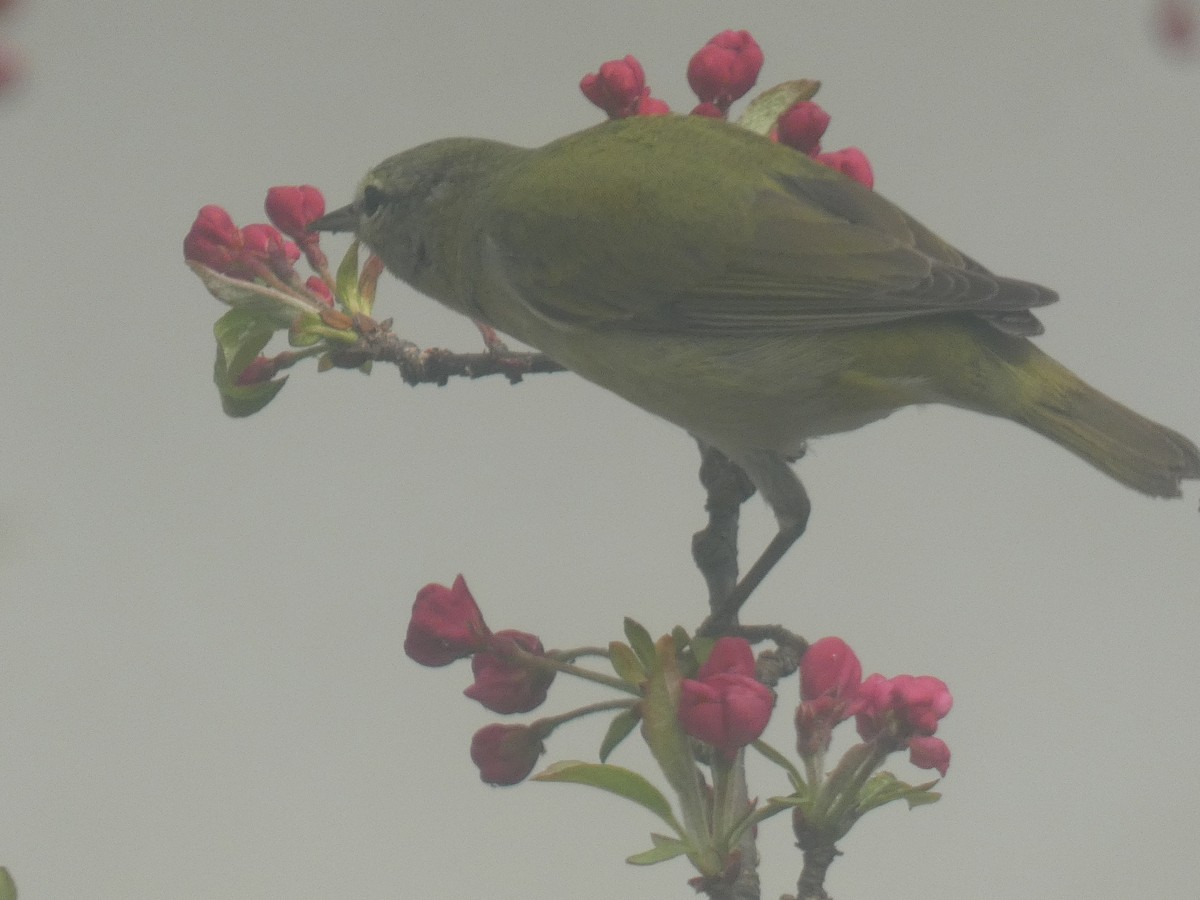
2, 1, 1198, 898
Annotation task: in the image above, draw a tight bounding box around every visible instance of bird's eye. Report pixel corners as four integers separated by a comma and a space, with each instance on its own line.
362, 185, 385, 217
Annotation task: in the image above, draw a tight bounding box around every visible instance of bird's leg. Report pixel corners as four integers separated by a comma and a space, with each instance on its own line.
696, 447, 811, 637
691, 442, 757, 615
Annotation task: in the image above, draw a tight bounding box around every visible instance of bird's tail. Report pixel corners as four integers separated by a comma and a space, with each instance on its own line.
1005, 344, 1200, 497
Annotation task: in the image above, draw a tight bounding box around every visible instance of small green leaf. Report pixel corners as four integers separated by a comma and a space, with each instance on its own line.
0, 866, 16, 900
599, 707, 642, 762
750, 738, 807, 790
536, 761, 683, 834
855, 771, 941, 816
737, 79, 821, 135
188, 261, 319, 324
212, 309, 287, 417
623, 618, 657, 669
626, 834, 692, 866
609, 641, 646, 684
335, 240, 363, 314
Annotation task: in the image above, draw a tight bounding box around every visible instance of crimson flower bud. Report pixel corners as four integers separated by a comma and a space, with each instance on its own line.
404, 575, 491, 667
240, 224, 300, 280
265, 185, 326, 244
689, 102, 726, 119
634, 95, 671, 116
907, 735, 951, 776
464, 630, 554, 714
813, 147, 874, 189
580, 55, 647, 119
1158, 0, 1197, 55
890, 674, 953, 736
304, 276, 335, 308
776, 101, 831, 155
686, 30, 763, 109
0, 44, 19, 93
852, 672, 895, 741
799, 636, 861, 702
470, 723, 545, 785
183, 205, 244, 274
679, 673, 775, 757
680, 640, 773, 756
234, 355, 279, 386
698, 636, 757, 680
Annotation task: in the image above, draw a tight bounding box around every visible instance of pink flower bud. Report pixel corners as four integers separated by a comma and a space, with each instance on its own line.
470, 723, 545, 785
634, 95, 672, 116
404, 575, 491, 667
698, 636, 757, 680
580, 55, 647, 119
777, 101, 831, 155
852, 672, 895, 741
265, 185, 326, 243
799, 637, 861, 701
813, 147, 874, 189
463, 630, 555, 714
0, 44, 20, 93
889, 675, 953, 736
183, 205, 244, 274
679, 673, 775, 757
304, 276, 335, 308
1157, 0, 1197, 55
240, 223, 299, 279
907, 735, 951, 776
689, 101, 726, 119
686, 30, 763, 109
234, 355, 279, 386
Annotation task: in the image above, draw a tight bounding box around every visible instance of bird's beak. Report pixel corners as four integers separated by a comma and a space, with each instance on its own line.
309, 204, 358, 233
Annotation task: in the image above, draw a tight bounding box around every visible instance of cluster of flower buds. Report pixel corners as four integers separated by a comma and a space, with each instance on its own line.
404, 576, 558, 783
579, 55, 669, 118
798, 636, 952, 776
580, 29, 873, 188
406, 575, 556, 714
183, 185, 383, 412
184, 185, 331, 297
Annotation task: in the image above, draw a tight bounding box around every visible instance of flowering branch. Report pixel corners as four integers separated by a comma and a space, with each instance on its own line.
179, 26, 953, 900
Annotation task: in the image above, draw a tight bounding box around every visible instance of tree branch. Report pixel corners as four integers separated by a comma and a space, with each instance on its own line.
325, 317, 566, 385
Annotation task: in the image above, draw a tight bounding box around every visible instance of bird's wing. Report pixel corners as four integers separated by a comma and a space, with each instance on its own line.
663, 171, 1056, 336
482, 127, 1056, 337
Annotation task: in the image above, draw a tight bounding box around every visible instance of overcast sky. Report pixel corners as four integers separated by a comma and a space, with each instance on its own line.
2, 2, 1198, 898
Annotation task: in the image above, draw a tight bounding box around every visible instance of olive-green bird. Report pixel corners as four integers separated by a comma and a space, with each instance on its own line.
313, 113, 1199, 602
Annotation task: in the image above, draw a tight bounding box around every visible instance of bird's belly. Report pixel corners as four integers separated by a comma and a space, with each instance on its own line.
504, 321, 929, 456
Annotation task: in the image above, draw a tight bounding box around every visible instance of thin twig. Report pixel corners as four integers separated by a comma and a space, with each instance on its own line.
326, 317, 566, 385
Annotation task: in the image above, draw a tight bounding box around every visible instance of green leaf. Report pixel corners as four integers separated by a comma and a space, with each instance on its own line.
855, 771, 941, 816
626, 834, 692, 866
0, 866, 15, 900
685, 633, 715, 673
188, 261, 319, 325
212, 308, 287, 417
736, 79, 821, 135
535, 761, 683, 835
609, 640, 646, 684
335, 240, 363, 314
750, 738, 807, 790
639, 636, 693, 797
599, 707, 642, 762
623, 618, 657, 669
727, 795, 804, 850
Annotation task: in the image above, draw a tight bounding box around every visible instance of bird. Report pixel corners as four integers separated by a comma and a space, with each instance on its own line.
311, 112, 1200, 615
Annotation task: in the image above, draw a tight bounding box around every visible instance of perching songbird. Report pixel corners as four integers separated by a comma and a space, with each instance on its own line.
312, 113, 1200, 605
